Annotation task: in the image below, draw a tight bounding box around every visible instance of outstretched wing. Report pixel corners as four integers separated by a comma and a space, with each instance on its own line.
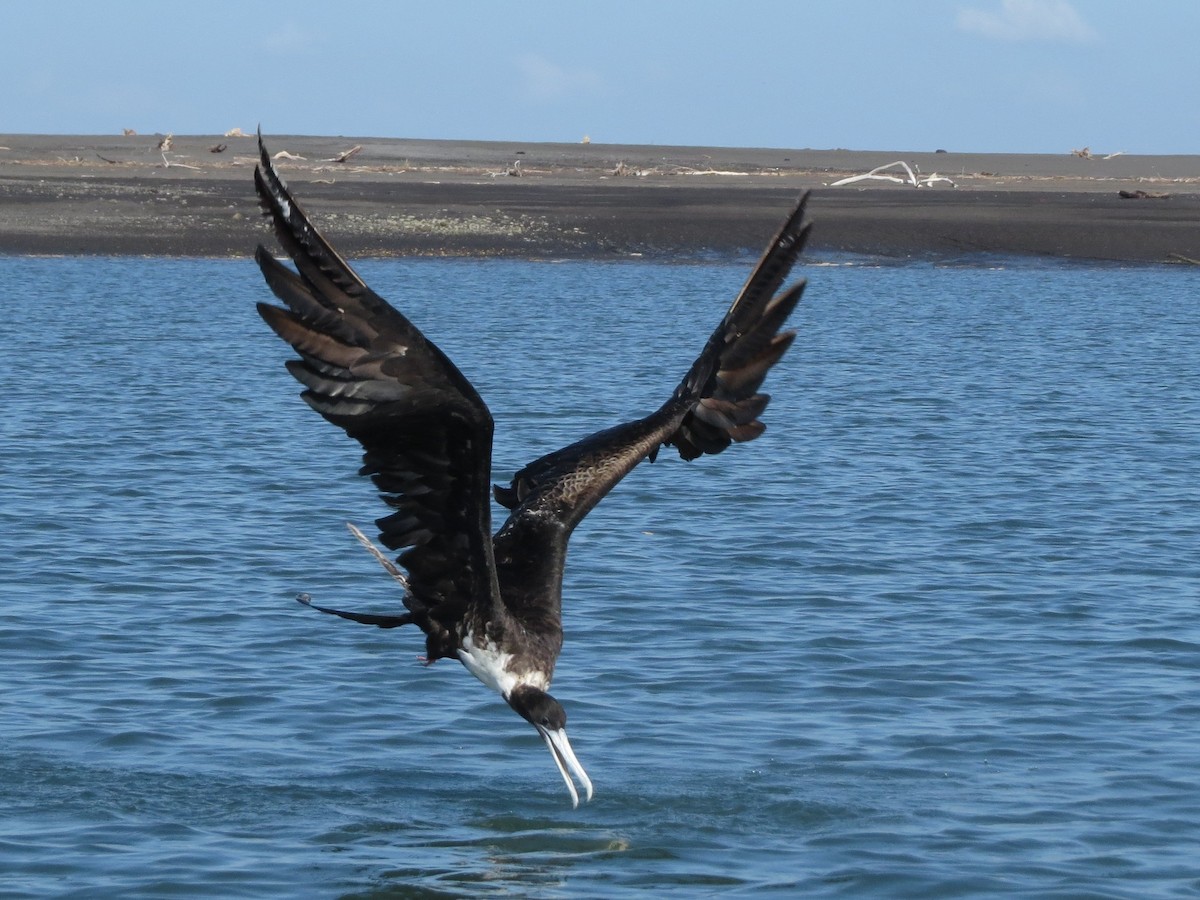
491, 193, 811, 622
253, 132, 499, 660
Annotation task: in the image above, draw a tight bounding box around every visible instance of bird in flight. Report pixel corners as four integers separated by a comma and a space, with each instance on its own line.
253, 133, 811, 806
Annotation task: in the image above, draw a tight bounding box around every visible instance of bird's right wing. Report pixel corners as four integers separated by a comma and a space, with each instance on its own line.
253, 133, 501, 660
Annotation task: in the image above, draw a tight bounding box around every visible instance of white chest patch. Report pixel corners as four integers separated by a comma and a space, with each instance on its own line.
457, 630, 549, 698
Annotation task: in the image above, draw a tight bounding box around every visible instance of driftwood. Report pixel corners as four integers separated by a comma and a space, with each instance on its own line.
156, 134, 201, 170
829, 160, 955, 189
1073, 147, 1126, 160
673, 166, 748, 176
160, 154, 201, 170
1168, 253, 1200, 266
1118, 189, 1170, 199
209, 144, 228, 154
490, 160, 525, 179
272, 150, 306, 161
327, 145, 363, 163
612, 161, 648, 177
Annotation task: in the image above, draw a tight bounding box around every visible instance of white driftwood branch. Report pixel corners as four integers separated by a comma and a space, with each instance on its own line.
828, 160, 956, 189
160, 151, 201, 170
921, 173, 957, 187
326, 145, 363, 163
489, 160, 526, 178
1073, 147, 1126, 161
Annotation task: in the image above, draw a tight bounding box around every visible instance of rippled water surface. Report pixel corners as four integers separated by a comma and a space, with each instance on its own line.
1, 255, 1198, 897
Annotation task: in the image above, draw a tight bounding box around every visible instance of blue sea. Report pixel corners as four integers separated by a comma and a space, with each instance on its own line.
1, 253, 1197, 897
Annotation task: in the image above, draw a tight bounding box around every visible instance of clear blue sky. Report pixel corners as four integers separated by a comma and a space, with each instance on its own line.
3, 0, 1196, 154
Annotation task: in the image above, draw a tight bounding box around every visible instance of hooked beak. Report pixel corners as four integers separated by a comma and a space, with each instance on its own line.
537, 724, 593, 808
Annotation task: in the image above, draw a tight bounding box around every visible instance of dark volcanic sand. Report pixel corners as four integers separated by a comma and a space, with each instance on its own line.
1, 133, 1197, 262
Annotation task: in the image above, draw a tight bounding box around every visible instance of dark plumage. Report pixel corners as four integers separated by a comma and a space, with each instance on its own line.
254, 131, 811, 806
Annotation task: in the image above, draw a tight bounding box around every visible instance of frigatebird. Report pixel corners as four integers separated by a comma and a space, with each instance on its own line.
253, 133, 811, 806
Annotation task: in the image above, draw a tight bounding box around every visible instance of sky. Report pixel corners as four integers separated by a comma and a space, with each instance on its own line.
2, 0, 1197, 155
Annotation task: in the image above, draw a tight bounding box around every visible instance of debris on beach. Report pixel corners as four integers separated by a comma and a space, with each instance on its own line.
611, 161, 649, 177
209, 144, 228, 154
155, 133, 201, 170
828, 160, 956, 189
327, 145, 363, 163
1119, 189, 1170, 199
1072, 146, 1126, 160
486, 160, 527, 179
273, 150, 306, 161
669, 164, 749, 176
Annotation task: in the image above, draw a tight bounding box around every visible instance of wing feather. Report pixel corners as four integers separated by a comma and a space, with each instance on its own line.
255, 132, 499, 661
492, 192, 812, 619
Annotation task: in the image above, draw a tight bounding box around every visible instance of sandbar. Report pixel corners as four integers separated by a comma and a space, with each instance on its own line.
1, 133, 1197, 262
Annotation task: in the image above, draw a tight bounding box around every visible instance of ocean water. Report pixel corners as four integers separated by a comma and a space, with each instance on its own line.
0, 253, 1197, 897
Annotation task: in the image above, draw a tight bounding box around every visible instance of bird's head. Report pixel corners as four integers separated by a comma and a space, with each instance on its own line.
507, 684, 593, 808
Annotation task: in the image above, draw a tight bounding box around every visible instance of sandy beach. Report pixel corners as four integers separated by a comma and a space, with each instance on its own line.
1, 133, 1197, 261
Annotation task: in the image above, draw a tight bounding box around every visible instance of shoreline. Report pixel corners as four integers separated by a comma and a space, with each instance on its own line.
1, 133, 1198, 262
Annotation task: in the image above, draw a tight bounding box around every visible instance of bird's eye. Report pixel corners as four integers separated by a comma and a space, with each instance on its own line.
540, 716, 551, 727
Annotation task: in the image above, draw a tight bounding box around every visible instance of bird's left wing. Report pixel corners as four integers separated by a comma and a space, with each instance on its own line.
253, 133, 500, 660
491, 193, 811, 622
